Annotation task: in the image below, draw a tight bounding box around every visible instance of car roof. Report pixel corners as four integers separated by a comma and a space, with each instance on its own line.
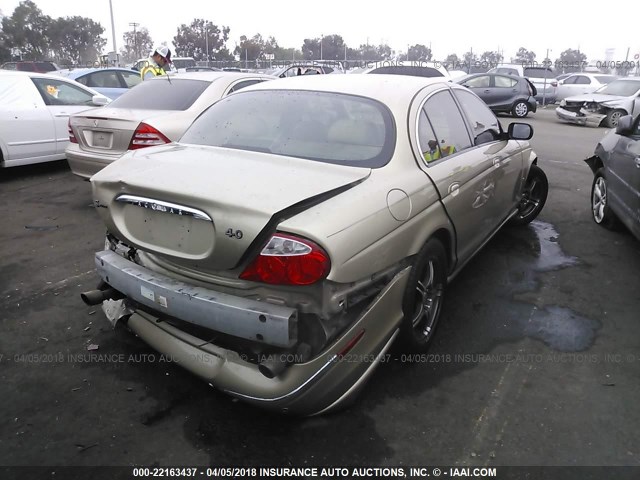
0, 70, 79, 81
154, 71, 270, 81
241, 74, 454, 107
57, 67, 138, 77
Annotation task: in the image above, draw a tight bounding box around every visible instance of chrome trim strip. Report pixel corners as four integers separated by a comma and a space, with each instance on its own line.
115, 194, 213, 222
312, 329, 399, 416
223, 355, 338, 403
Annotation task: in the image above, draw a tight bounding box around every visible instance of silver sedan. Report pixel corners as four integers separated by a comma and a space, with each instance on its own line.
84, 74, 548, 415
66, 72, 273, 179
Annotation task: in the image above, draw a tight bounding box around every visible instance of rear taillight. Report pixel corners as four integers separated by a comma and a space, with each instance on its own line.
68, 119, 78, 144
239, 233, 331, 286
128, 122, 170, 150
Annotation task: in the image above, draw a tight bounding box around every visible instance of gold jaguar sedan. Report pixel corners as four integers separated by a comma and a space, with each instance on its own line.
83, 74, 548, 415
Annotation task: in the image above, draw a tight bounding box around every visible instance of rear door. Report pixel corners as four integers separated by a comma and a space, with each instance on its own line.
416, 89, 503, 264
491, 75, 520, 108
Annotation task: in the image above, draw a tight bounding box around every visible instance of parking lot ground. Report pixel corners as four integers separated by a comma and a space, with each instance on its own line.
1, 109, 639, 473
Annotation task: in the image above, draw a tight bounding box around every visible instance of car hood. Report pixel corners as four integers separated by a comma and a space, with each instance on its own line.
91, 144, 371, 272
564, 93, 628, 104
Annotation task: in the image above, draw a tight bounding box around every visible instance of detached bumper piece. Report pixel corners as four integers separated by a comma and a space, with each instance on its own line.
555, 106, 605, 127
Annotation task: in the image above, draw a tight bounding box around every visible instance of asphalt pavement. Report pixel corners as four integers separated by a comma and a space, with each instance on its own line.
1, 109, 639, 475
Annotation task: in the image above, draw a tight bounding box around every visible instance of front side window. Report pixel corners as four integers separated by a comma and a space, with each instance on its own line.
453, 90, 501, 145
420, 91, 472, 160
180, 90, 395, 168
465, 76, 490, 88
31, 77, 95, 106
106, 78, 211, 110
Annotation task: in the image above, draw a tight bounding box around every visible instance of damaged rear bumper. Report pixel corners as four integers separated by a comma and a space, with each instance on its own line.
93, 250, 410, 415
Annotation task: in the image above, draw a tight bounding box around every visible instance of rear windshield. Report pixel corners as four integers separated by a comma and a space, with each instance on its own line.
492, 67, 519, 76
370, 66, 444, 77
173, 58, 197, 69
106, 78, 210, 110
180, 90, 395, 168
596, 80, 640, 96
524, 67, 555, 79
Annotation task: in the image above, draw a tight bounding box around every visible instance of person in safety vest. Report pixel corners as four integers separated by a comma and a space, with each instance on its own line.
140, 46, 172, 80
423, 140, 456, 162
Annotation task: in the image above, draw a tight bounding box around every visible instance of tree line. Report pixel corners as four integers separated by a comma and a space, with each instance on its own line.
0, 0, 590, 72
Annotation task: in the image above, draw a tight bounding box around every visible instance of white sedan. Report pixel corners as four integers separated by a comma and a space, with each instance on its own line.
556, 73, 618, 101
0, 71, 109, 169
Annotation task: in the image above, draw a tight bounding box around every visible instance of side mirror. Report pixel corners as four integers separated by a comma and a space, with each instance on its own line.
615, 115, 633, 135
508, 122, 533, 140
91, 94, 110, 106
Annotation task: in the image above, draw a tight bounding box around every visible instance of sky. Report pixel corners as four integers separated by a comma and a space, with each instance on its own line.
2, 0, 640, 65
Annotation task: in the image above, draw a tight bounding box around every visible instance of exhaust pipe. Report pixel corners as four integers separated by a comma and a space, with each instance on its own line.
259, 355, 289, 379
80, 288, 120, 306
258, 343, 312, 379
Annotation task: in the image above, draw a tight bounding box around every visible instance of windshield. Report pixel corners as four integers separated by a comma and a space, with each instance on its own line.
594, 75, 617, 84
106, 78, 211, 110
180, 90, 395, 168
594, 80, 640, 96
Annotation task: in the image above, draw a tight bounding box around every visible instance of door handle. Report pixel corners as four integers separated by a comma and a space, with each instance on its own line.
484, 89, 491, 93
492, 157, 501, 168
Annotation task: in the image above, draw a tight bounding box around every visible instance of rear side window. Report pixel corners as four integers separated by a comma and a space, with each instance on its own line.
84, 71, 122, 88
181, 90, 395, 168
419, 90, 472, 161
494, 68, 519, 76
106, 78, 210, 110
494, 76, 517, 88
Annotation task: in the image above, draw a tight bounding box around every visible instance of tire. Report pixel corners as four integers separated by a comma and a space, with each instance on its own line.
591, 169, 619, 229
512, 101, 529, 118
603, 109, 625, 128
510, 164, 548, 225
399, 238, 447, 353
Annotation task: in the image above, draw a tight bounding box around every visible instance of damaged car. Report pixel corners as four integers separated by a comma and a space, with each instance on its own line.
585, 114, 640, 240
83, 75, 548, 415
556, 78, 640, 128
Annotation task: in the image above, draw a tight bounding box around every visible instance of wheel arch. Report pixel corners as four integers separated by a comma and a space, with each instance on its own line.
429, 227, 455, 275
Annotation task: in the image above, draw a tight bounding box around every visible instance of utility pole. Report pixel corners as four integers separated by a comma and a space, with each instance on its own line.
129, 22, 139, 60
320, 34, 323, 60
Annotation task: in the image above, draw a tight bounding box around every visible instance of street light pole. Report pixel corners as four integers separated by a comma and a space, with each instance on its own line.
320, 34, 323, 60
205, 26, 209, 66
542, 48, 551, 106
108, 0, 117, 65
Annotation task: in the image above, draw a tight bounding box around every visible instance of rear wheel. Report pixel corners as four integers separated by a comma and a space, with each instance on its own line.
591, 169, 619, 229
512, 101, 529, 118
603, 109, 625, 128
400, 238, 447, 352
510, 164, 548, 225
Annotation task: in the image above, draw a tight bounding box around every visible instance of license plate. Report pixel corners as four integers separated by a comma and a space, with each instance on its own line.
91, 131, 112, 148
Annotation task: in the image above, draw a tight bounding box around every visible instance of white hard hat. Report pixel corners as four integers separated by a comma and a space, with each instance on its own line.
152, 45, 172, 63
